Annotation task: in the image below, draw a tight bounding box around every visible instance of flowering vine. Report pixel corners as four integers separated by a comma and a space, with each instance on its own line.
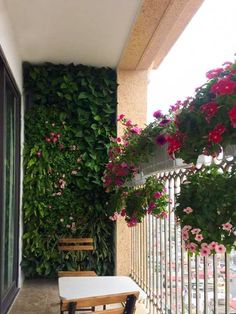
108, 176, 169, 227
170, 58, 236, 163
175, 165, 236, 256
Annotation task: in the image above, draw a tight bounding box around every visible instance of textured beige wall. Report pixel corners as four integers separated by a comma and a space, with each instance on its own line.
115, 70, 148, 276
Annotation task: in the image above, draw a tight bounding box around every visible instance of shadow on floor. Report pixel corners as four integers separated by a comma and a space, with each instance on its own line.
9, 279, 59, 314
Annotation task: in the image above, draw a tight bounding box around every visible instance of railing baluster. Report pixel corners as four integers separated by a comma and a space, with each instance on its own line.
225, 253, 230, 314
130, 158, 235, 314
204, 256, 209, 314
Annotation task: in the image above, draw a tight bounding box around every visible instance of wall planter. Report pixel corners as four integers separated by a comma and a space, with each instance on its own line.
22, 63, 117, 277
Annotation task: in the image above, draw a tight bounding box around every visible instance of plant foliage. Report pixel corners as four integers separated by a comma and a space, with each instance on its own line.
175, 165, 236, 255
108, 176, 169, 227
22, 63, 117, 277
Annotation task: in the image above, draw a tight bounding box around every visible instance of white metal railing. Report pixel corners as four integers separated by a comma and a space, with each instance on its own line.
131, 155, 236, 314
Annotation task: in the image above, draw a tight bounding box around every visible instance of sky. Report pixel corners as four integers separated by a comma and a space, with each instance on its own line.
148, 0, 236, 122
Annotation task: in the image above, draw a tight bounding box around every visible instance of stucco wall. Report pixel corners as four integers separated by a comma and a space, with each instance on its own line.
0, 0, 22, 91
115, 70, 148, 275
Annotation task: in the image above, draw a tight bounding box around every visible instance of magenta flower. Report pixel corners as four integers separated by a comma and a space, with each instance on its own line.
127, 217, 138, 227
125, 119, 132, 127
153, 110, 163, 119
120, 208, 126, 217
155, 134, 167, 146
130, 127, 142, 135
147, 202, 155, 214
153, 191, 162, 199
117, 114, 125, 121
159, 119, 171, 126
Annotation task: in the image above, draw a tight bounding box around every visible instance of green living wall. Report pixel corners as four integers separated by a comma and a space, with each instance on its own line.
22, 63, 117, 277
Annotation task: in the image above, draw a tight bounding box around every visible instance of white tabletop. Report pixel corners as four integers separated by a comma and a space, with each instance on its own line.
58, 276, 146, 301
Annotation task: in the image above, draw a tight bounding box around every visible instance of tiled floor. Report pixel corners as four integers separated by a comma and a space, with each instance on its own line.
8, 279, 148, 314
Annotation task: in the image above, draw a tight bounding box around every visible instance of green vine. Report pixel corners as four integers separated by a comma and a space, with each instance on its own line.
22, 63, 117, 277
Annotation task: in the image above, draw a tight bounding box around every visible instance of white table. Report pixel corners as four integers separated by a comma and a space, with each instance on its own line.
58, 276, 146, 301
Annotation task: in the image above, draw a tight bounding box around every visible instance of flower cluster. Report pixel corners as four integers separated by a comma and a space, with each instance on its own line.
170, 59, 236, 163
175, 165, 236, 255
103, 112, 176, 192
108, 176, 169, 227
102, 115, 142, 191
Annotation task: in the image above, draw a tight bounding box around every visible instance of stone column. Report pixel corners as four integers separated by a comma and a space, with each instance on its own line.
115, 69, 148, 275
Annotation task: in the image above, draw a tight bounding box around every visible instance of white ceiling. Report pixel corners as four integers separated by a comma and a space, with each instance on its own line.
5, 0, 142, 68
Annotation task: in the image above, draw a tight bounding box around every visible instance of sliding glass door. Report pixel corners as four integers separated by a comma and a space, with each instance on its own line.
0, 50, 21, 314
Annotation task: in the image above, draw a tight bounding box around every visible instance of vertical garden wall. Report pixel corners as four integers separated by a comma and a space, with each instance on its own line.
22, 63, 117, 277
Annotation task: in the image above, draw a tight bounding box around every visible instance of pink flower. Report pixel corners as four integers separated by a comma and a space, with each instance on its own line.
206, 67, 223, 79
109, 212, 121, 221
191, 228, 201, 235
215, 244, 226, 254
182, 231, 189, 241
182, 225, 192, 232
209, 241, 218, 250
130, 126, 142, 135
153, 191, 162, 199
195, 234, 204, 242
200, 246, 211, 257
117, 114, 125, 121
189, 242, 197, 253
147, 202, 155, 214
116, 137, 121, 143
125, 119, 132, 127
222, 222, 233, 231
183, 207, 193, 214
201, 242, 208, 248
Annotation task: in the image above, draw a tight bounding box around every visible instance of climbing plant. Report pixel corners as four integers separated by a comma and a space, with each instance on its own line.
22, 63, 117, 277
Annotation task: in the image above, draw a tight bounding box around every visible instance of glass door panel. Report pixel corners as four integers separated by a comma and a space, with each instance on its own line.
0, 56, 20, 314
1, 81, 16, 296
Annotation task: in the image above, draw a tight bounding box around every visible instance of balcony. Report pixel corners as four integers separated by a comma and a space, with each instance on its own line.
1, 1, 226, 314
